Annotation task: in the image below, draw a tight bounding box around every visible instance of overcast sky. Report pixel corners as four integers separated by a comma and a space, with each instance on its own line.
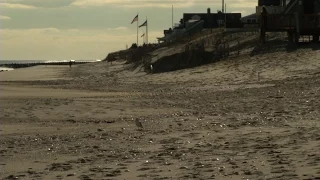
0, 0, 257, 60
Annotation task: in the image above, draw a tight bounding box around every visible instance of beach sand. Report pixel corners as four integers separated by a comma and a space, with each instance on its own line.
0, 66, 71, 82
1, 47, 320, 179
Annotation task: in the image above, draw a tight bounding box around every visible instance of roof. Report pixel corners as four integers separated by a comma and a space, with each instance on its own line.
241, 13, 259, 19
188, 19, 200, 23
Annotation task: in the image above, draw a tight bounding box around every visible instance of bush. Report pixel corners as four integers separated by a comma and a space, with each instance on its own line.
130, 43, 138, 49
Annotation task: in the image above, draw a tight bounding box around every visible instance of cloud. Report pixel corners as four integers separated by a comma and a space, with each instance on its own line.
107, 26, 128, 31
0, 2, 36, 9
68, 29, 80, 32
0, 28, 60, 41
0, 0, 75, 8
228, 1, 257, 8
0, 15, 11, 20
27, 28, 61, 33
0, 28, 162, 60
0, 0, 258, 9
71, 0, 196, 8
70, 0, 258, 8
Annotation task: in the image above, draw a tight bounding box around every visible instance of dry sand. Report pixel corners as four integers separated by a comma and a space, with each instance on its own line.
1, 46, 320, 180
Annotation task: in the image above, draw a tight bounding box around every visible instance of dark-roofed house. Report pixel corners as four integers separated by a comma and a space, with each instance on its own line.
241, 13, 259, 24
157, 8, 242, 43
183, 8, 242, 29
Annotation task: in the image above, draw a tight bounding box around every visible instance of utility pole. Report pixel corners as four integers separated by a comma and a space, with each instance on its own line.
172, 5, 174, 29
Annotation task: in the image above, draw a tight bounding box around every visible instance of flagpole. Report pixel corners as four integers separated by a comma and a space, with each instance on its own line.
225, 4, 227, 27
137, 13, 139, 45
172, 5, 173, 29
142, 31, 145, 44
146, 17, 148, 44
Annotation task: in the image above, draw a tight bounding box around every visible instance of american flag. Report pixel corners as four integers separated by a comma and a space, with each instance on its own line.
139, 20, 147, 28
131, 14, 138, 24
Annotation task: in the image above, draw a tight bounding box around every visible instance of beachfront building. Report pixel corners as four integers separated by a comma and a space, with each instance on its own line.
157, 8, 241, 43
182, 8, 241, 29
256, 0, 287, 14
241, 13, 259, 24
258, 0, 320, 43
283, 0, 320, 14
256, 0, 320, 14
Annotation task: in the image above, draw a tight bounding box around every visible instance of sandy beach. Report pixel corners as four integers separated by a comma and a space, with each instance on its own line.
1, 46, 320, 180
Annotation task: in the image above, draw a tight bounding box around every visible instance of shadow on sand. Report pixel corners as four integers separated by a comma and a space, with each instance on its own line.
250, 39, 320, 56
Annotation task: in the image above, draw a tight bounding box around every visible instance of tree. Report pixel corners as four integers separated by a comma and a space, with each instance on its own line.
130, 43, 138, 49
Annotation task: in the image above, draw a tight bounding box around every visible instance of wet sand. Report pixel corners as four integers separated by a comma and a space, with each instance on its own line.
1, 47, 320, 180
0, 65, 71, 81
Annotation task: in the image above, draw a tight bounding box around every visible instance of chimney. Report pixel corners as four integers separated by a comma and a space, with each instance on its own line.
207, 8, 211, 14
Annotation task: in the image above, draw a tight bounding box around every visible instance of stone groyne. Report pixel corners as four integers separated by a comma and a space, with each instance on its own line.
0, 61, 94, 69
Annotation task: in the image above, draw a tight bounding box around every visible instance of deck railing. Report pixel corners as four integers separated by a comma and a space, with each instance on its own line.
264, 14, 320, 31
300, 14, 320, 30
265, 14, 295, 30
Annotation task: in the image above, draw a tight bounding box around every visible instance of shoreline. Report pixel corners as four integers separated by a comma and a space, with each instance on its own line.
0, 60, 95, 69
0, 65, 72, 82
0, 67, 14, 72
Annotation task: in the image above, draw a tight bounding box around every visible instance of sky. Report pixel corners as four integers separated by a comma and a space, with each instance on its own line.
0, 0, 257, 60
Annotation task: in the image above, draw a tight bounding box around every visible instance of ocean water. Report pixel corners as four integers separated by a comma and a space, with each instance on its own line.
0, 60, 47, 65
0, 60, 47, 72
0, 60, 97, 72
0, 60, 43, 72
0, 60, 96, 65
0, 67, 14, 71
